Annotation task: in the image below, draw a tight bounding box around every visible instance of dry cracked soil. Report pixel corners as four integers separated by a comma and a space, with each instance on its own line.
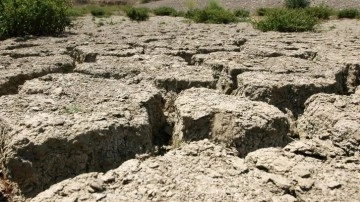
0, 14, 360, 202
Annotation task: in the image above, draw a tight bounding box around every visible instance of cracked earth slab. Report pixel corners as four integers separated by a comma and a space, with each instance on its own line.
0, 56, 74, 96
297, 93, 360, 156
0, 16, 360, 201
172, 88, 290, 157
0, 73, 165, 197
32, 139, 360, 202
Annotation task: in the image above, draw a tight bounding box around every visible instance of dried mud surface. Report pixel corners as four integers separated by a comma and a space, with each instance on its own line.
0, 15, 360, 201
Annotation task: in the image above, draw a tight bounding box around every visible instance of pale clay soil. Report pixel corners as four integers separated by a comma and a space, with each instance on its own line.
0, 7, 360, 202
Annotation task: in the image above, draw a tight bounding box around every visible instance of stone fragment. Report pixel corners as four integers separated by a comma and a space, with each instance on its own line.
271, 194, 297, 202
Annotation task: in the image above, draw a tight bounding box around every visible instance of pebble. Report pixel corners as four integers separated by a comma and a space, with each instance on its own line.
328, 181, 342, 190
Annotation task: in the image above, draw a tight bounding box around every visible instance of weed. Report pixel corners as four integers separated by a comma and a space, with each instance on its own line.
153, 7, 178, 16
185, 0, 237, 24
305, 5, 334, 20
233, 8, 250, 18
256, 7, 278, 16
67, 7, 88, 17
90, 7, 106, 17
253, 8, 319, 32
338, 8, 360, 19
68, 5, 123, 18
124, 6, 149, 21
0, 0, 72, 40
284, 0, 310, 9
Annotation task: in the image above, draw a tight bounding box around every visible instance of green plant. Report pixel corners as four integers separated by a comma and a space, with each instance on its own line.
0, 0, 72, 40
185, 0, 237, 24
253, 8, 319, 32
337, 8, 360, 19
233, 8, 250, 17
256, 7, 278, 16
90, 7, 106, 17
305, 5, 334, 20
124, 6, 149, 21
153, 7, 178, 16
67, 7, 87, 17
284, 0, 310, 9
68, 5, 123, 18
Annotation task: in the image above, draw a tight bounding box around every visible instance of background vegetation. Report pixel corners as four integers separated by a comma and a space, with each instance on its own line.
185, 0, 237, 24
338, 8, 360, 19
124, 6, 149, 21
284, 0, 310, 9
1, 0, 359, 39
0, 0, 72, 39
253, 8, 319, 32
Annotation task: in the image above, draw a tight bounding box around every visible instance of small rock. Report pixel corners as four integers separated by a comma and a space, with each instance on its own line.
272, 194, 297, 202
148, 162, 159, 169
101, 173, 115, 183
52, 87, 63, 96
327, 181, 342, 190
266, 174, 292, 190
89, 180, 104, 192
298, 179, 314, 191
94, 193, 106, 201
62, 196, 78, 202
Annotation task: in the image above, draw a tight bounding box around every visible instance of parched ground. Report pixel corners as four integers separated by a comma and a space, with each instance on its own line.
0, 8, 360, 202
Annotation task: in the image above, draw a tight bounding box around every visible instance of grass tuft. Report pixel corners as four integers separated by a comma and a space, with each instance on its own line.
153, 7, 178, 16
337, 8, 360, 19
253, 8, 319, 32
305, 5, 334, 20
284, 0, 310, 9
124, 6, 149, 21
185, 0, 237, 24
233, 8, 250, 18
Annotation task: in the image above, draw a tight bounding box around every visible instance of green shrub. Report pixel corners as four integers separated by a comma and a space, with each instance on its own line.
0, 0, 72, 40
153, 7, 178, 16
125, 7, 149, 21
90, 7, 106, 17
256, 7, 278, 16
67, 7, 88, 17
253, 8, 319, 32
337, 8, 360, 19
284, 0, 310, 9
185, 0, 237, 24
68, 5, 122, 18
305, 5, 334, 20
233, 8, 250, 17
